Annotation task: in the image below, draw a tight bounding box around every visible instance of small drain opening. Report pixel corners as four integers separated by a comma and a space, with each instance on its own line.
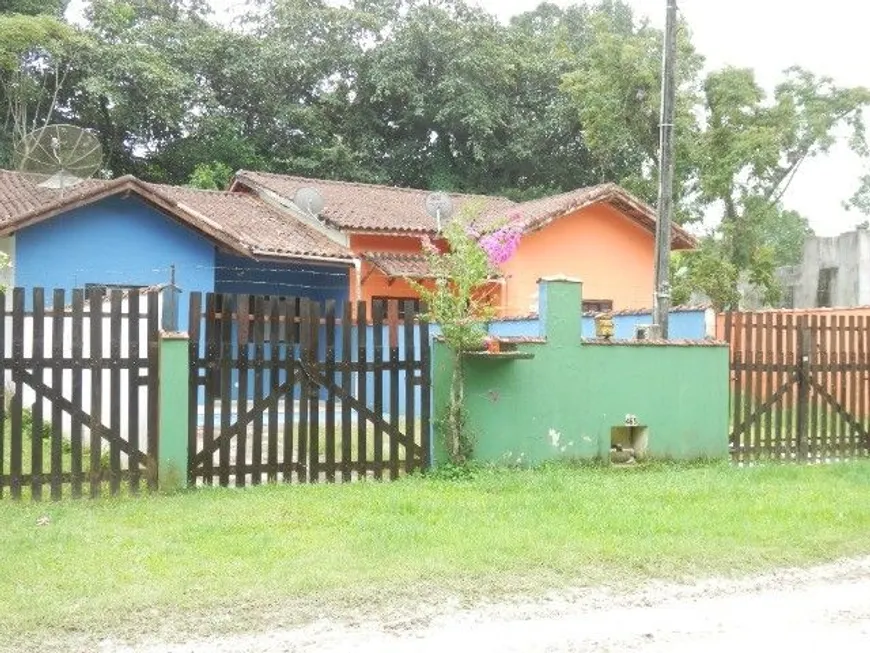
610, 426, 649, 464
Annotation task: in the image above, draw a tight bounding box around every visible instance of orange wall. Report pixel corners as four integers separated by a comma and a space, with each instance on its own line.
350, 233, 427, 254
350, 233, 453, 308
348, 207, 657, 316
352, 262, 433, 306
499, 203, 655, 316
349, 234, 429, 306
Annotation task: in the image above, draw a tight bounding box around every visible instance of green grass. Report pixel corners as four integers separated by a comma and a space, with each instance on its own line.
2, 425, 112, 485
2, 461, 870, 649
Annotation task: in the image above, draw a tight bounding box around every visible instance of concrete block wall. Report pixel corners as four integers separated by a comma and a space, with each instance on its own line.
432, 278, 730, 466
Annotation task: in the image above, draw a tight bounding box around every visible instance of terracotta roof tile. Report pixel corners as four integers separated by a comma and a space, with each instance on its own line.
0, 170, 353, 262
234, 172, 698, 250
512, 183, 697, 250
581, 338, 727, 347
362, 252, 432, 278
233, 171, 516, 234
0, 169, 114, 225
143, 183, 353, 261
463, 336, 725, 346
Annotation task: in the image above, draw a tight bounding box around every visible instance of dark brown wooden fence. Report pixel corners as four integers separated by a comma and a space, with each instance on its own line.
723, 311, 870, 462
187, 294, 430, 485
0, 287, 160, 500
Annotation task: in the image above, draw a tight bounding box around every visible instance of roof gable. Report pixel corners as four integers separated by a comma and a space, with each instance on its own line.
0, 170, 354, 263
232, 171, 696, 249
511, 183, 696, 250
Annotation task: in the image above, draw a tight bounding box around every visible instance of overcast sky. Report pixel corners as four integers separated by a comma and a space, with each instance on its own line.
67, 0, 869, 235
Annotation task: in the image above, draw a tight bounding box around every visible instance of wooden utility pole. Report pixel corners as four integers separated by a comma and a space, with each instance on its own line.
653, 0, 678, 338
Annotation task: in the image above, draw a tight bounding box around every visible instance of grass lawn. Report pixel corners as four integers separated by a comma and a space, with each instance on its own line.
2, 461, 870, 648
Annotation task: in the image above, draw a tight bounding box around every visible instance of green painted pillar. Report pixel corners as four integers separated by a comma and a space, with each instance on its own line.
538, 276, 583, 346
158, 332, 189, 491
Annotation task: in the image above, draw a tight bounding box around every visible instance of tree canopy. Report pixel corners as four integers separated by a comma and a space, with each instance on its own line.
2, 0, 869, 307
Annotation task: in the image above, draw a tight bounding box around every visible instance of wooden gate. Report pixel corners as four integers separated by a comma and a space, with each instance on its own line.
0, 287, 160, 500
187, 294, 431, 485
723, 311, 870, 462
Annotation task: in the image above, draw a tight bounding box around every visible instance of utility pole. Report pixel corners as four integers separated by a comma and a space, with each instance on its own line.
653, 0, 678, 338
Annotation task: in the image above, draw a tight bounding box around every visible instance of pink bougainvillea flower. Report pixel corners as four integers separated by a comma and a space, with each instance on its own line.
479, 221, 522, 267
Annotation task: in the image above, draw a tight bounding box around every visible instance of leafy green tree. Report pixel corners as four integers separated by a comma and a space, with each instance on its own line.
0, 0, 69, 17
560, 8, 868, 307
186, 161, 233, 190
560, 3, 704, 220
0, 13, 87, 165
65, 0, 214, 175
689, 67, 869, 306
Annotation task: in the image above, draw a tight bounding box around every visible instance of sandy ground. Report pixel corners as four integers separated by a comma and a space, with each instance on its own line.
93, 556, 870, 653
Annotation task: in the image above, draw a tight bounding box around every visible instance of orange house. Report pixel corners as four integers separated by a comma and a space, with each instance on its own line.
229, 172, 696, 316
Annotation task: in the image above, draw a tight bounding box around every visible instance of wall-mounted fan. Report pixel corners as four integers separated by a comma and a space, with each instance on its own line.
13, 124, 103, 195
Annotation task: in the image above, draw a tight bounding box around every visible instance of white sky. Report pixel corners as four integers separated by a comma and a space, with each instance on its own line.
67, 0, 870, 235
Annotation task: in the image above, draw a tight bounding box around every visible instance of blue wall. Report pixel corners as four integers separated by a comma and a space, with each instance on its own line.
214, 252, 350, 309
210, 255, 351, 404
15, 195, 216, 323
487, 310, 709, 340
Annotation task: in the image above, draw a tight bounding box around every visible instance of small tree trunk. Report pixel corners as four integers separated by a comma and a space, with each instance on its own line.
449, 350, 465, 464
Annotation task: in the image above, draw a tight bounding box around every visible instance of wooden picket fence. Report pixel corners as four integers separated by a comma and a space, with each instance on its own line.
187, 294, 431, 486
0, 287, 160, 500
722, 311, 870, 462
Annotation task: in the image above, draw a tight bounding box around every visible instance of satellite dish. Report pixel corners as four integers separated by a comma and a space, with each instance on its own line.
294, 186, 325, 216
13, 124, 103, 195
424, 192, 454, 232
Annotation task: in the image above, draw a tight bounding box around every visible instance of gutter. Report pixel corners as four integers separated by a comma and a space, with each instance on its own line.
250, 249, 356, 267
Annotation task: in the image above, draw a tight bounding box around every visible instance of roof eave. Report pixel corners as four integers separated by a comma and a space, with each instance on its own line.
0, 177, 254, 259
249, 248, 355, 267
346, 227, 436, 237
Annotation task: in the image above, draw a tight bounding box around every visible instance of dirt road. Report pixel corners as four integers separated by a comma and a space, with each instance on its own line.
100, 557, 870, 653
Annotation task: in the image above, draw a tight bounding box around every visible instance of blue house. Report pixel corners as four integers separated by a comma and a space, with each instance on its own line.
0, 171, 356, 324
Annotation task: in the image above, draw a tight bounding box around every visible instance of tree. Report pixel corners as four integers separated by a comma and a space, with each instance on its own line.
559, 7, 870, 308
0, 13, 86, 165
186, 161, 232, 190
66, 0, 214, 176
560, 2, 704, 220
413, 208, 521, 465
0, 0, 70, 17
690, 67, 869, 306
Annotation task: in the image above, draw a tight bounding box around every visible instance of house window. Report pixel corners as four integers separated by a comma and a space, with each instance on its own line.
582, 299, 613, 314
781, 286, 796, 309
372, 296, 421, 320
816, 268, 837, 307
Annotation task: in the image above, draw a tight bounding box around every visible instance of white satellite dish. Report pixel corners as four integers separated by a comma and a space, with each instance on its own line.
294, 186, 325, 217
13, 124, 103, 195
424, 192, 454, 232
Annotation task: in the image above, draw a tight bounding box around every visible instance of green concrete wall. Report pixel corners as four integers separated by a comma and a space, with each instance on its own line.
158, 333, 189, 490
433, 279, 730, 466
